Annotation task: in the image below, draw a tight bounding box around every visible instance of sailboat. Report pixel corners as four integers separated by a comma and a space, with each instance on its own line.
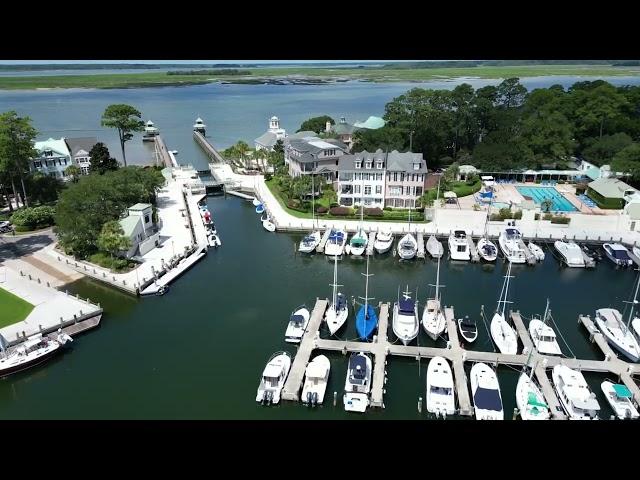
422, 256, 446, 340
0, 331, 73, 378
515, 350, 550, 420
397, 207, 417, 260
373, 230, 394, 254
426, 356, 456, 417
356, 255, 378, 340
299, 174, 322, 253
477, 198, 498, 262
350, 191, 368, 256
528, 300, 562, 356
324, 229, 347, 257
426, 235, 444, 259
325, 253, 348, 335
489, 261, 518, 354
392, 285, 419, 345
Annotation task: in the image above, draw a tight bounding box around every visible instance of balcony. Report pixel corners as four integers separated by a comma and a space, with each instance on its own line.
341, 185, 353, 194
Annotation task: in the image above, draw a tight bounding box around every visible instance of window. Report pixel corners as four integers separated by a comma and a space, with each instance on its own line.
416, 187, 423, 197
377, 173, 383, 181
376, 185, 382, 194
401, 173, 405, 182
364, 186, 372, 195
393, 172, 398, 182
145, 215, 150, 224
413, 162, 420, 170
365, 161, 372, 169
354, 185, 361, 194
364, 198, 372, 206
355, 161, 361, 169
33, 161, 42, 168
390, 186, 402, 196
376, 162, 383, 169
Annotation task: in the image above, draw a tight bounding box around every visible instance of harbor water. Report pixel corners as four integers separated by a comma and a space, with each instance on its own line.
0, 194, 636, 419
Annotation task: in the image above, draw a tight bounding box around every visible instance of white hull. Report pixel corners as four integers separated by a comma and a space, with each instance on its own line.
256, 353, 291, 405
344, 353, 372, 413
490, 312, 518, 354
498, 229, 527, 263
603, 243, 634, 267
397, 233, 417, 260
349, 230, 368, 256
298, 231, 321, 253
426, 235, 444, 259
552, 365, 600, 419
448, 232, 470, 261
325, 230, 347, 257
477, 237, 497, 262
262, 219, 276, 232
458, 318, 478, 343
284, 307, 310, 344
374, 232, 394, 254
325, 303, 348, 335
393, 302, 419, 345
426, 356, 456, 416
601, 381, 639, 419
528, 242, 545, 261
302, 355, 331, 405
421, 299, 446, 341
554, 240, 585, 267
633, 317, 640, 341
529, 319, 562, 356
470, 363, 504, 420
595, 308, 640, 363
516, 372, 550, 420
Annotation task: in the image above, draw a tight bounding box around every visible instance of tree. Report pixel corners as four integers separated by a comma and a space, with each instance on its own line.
520, 110, 575, 163
88, 142, 119, 174
495, 78, 528, 109
0, 111, 38, 208
97, 220, 131, 259
273, 139, 284, 154
101, 104, 144, 167
582, 133, 633, 166
540, 198, 553, 213
25, 172, 64, 205
297, 115, 335, 133
352, 126, 406, 153
65, 165, 81, 183
611, 143, 640, 180
569, 83, 628, 141
235, 141, 250, 169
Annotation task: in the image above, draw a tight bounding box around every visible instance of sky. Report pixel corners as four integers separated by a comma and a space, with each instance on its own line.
0, 60, 423, 65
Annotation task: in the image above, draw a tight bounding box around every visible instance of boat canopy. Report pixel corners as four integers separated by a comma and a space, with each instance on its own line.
505, 228, 520, 237
474, 387, 502, 411
290, 314, 305, 325
573, 396, 600, 411
350, 355, 368, 382
613, 384, 632, 398
399, 299, 415, 314
329, 231, 344, 242
454, 230, 466, 238
351, 237, 366, 247
306, 362, 326, 379
263, 364, 283, 379
461, 316, 475, 327
527, 391, 547, 408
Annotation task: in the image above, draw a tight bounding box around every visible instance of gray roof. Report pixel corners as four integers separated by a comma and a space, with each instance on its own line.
254, 131, 278, 148
286, 137, 348, 163
65, 137, 98, 157
386, 150, 427, 173
338, 149, 386, 172
588, 177, 636, 199
333, 122, 357, 135
288, 131, 316, 140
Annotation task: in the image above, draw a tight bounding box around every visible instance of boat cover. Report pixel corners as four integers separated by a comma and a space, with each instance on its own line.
505, 228, 519, 236
356, 304, 378, 340
399, 299, 415, 314
290, 314, 305, 325
329, 231, 344, 242
527, 391, 547, 408
335, 294, 347, 311
474, 387, 502, 411
613, 384, 632, 398
461, 316, 476, 328
351, 238, 366, 247
349, 355, 368, 383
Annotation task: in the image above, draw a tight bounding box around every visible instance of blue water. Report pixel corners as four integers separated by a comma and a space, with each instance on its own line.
516, 186, 578, 212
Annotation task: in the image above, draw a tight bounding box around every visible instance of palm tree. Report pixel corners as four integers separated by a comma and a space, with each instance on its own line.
541, 198, 553, 213
235, 141, 250, 169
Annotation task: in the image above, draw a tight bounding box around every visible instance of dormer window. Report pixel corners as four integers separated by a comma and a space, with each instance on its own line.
413, 162, 420, 171
355, 161, 361, 169
365, 161, 372, 169
376, 162, 383, 170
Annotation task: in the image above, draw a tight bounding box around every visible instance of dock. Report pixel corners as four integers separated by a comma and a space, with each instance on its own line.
193, 131, 225, 164
139, 246, 207, 296
533, 364, 567, 420
510, 311, 533, 352
417, 233, 425, 259
445, 307, 473, 416
366, 232, 376, 256
227, 190, 255, 200
517, 239, 538, 265
370, 303, 390, 407
316, 229, 331, 253
581, 250, 596, 268
467, 236, 480, 263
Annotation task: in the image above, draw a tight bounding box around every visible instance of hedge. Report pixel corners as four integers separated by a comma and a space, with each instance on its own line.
586, 187, 624, 209
329, 206, 352, 216
316, 206, 328, 214
10, 206, 56, 229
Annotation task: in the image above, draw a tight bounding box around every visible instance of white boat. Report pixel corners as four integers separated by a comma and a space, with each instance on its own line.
426, 356, 456, 417
457, 316, 478, 343
142, 120, 159, 140
422, 256, 446, 340
284, 305, 310, 344
516, 370, 550, 420
397, 233, 417, 260
373, 230, 394, 254
298, 230, 321, 253
498, 225, 527, 264
426, 235, 444, 259
325, 254, 348, 335
393, 286, 419, 345
252, 198, 261, 207
349, 229, 368, 256
552, 365, 600, 419
256, 352, 291, 405
490, 262, 518, 355
595, 308, 640, 363
343, 352, 372, 413
528, 299, 562, 355
477, 237, 498, 262
324, 229, 347, 257
601, 381, 639, 419
528, 242, 545, 261
301, 355, 331, 406
0, 331, 72, 378
470, 363, 504, 420
603, 243, 634, 267
554, 240, 585, 267
633, 316, 640, 342
448, 230, 470, 261
261, 215, 276, 232
634, 245, 640, 260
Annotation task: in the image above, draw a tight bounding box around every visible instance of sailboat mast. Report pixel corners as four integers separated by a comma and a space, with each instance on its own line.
332, 253, 338, 307
311, 174, 316, 229
364, 255, 370, 315
626, 271, 640, 330
435, 256, 441, 301
502, 262, 512, 317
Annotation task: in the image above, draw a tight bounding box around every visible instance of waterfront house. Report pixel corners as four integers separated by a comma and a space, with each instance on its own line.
284, 136, 349, 182
337, 150, 386, 208
31, 138, 72, 180
119, 203, 160, 258
326, 117, 358, 150
65, 137, 98, 175
587, 177, 638, 209
384, 150, 427, 209
254, 116, 287, 151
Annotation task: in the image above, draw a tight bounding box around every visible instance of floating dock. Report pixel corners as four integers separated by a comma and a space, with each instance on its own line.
316, 229, 331, 253
366, 232, 376, 256
517, 239, 537, 265
417, 233, 425, 259
581, 250, 596, 268
467, 236, 480, 263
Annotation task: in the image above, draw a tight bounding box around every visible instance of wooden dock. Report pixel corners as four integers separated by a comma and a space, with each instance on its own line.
533, 364, 567, 420
517, 239, 537, 265
444, 307, 473, 416
366, 232, 376, 256
510, 311, 533, 353
417, 233, 425, 259
370, 303, 390, 408
467, 236, 480, 263
316, 229, 331, 253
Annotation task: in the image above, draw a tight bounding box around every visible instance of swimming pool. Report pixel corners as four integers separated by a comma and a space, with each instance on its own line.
516, 186, 577, 212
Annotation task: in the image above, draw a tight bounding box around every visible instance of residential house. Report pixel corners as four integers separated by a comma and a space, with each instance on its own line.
385, 151, 427, 209
118, 203, 160, 258
337, 150, 386, 207
254, 116, 286, 151
65, 137, 98, 175
326, 117, 357, 150
284, 136, 349, 183
587, 177, 638, 209
31, 138, 72, 180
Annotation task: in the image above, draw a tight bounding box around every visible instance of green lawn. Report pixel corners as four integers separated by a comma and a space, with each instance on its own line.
0, 287, 34, 328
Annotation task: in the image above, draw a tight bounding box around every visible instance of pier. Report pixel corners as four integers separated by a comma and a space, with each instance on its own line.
417, 233, 425, 259
366, 232, 376, 256
193, 130, 225, 164
316, 229, 331, 253
581, 250, 596, 268
467, 236, 480, 263
517, 239, 538, 265
154, 135, 176, 168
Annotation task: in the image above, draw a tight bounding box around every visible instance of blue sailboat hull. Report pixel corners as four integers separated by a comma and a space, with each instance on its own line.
255, 204, 265, 214
356, 304, 378, 340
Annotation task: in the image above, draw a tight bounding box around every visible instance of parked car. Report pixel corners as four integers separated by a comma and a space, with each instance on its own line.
0, 220, 13, 233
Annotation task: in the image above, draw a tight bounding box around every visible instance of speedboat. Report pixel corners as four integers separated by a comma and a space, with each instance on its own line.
325, 254, 348, 335
142, 120, 159, 140
426, 356, 456, 417
426, 235, 444, 259
516, 371, 550, 420
252, 198, 261, 207
552, 365, 600, 419
528, 242, 545, 261
298, 230, 321, 253
324, 229, 347, 257
0, 331, 72, 378
255, 203, 265, 214
256, 351, 291, 405
356, 255, 377, 340
373, 231, 394, 254
397, 233, 417, 260
529, 319, 562, 355
422, 256, 446, 341
458, 316, 478, 343
470, 363, 504, 420
582, 243, 603, 262
594, 308, 640, 362
301, 355, 331, 406
603, 243, 633, 267
477, 237, 498, 262
601, 381, 639, 419
448, 230, 470, 261
262, 215, 276, 232
343, 352, 372, 413
498, 226, 526, 264
284, 305, 310, 344
490, 262, 518, 355
392, 287, 419, 345
554, 240, 585, 267
349, 229, 368, 256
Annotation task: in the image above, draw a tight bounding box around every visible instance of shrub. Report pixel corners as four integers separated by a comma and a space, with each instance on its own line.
329, 202, 340, 208
10, 206, 56, 229
14, 225, 32, 233
542, 213, 553, 221
364, 207, 383, 217
264, 173, 273, 181
89, 252, 136, 272
316, 206, 328, 214
329, 206, 352, 216
384, 206, 393, 211
551, 215, 570, 224
534, 213, 540, 220
513, 210, 523, 220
